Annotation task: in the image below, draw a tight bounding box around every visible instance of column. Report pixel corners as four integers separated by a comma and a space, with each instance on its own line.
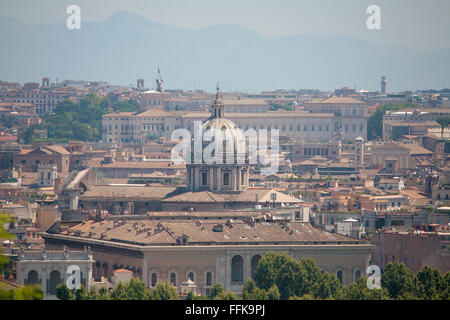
237, 167, 241, 191
42, 265, 48, 299
230, 168, 235, 191
195, 168, 201, 190
225, 252, 231, 291
209, 167, 214, 190
245, 251, 251, 281
217, 168, 221, 191
142, 256, 148, 286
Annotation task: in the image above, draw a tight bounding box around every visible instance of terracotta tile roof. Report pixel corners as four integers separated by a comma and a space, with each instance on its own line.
44, 145, 70, 155
305, 96, 365, 104
223, 99, 268, 106
162, 189, 301, 204
103, 112, 135, 117
401, 143, 433, 155
95, 161, 185, 169
136, 108, 177, 118
79, 185, 178, 200
58, 219, 362, 246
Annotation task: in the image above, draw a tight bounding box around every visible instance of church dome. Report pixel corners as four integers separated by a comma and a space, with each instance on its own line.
199, 86, 246, 164
186, 84, 250, 193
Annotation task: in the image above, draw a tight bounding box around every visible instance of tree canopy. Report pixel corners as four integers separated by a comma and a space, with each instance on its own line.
112, 100, 140, 113
19, 94, 111, 143
254, 252, 340, 300
367, 102, 417, 140
436, 117, 450, 138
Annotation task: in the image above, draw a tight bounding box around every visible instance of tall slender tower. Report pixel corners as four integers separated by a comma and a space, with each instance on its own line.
354, 137, 364, 169
156, 67, 163, 93
381, 76, 387, 94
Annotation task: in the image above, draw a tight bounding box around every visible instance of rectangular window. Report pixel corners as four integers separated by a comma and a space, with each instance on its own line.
201, 172, 208, 186
223, 172, 230, 186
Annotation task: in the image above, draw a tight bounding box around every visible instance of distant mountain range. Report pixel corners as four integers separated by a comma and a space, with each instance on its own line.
0, 11, 449, 92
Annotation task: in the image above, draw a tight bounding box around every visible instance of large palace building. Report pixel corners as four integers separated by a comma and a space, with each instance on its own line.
43, 213, 373, 295
102, 96, 368, 144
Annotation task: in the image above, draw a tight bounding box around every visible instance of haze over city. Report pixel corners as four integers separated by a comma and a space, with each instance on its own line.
0, 0, 449, 91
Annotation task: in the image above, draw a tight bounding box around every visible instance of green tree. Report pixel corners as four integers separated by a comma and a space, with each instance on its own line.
124, 278, 151, 300
339, 277, 389, 300
98, 287, 110, 300
254, 252, 341, 300
314, 272, 341, 300
213, 290, 238, 300
86, 287, 100, 300
185, 290, 208, 300
412, 265, 445, 300
381, 262, 414, 299
109, 282, 127, 300
74, 285, 87, 300
267, 284, 280, 300
367, 102, 417, 140
436, 117, 450, 138
210, 283, 225, 299
254, 252, 302, 299
55, 284, 74, 300
0, 213, 14, 269
10, 285, 43, 300
289, 294, 314, 300
19, 93, 111, 143
241, 279, 269, 300
150, 281, 178, 300
113, 100, 140, 112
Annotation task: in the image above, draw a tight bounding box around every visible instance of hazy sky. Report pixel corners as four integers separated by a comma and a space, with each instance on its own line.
1, 0, 449, 52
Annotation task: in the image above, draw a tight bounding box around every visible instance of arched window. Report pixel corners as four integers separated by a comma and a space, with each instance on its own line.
26, 270, 39, 285
231, 255, 244, 283
49, 270, 61, 295
151, 273, 158, 287
251, 255, 261, 278
206, 272, 212, 286
336, 270, 343, 286
170, 272, 177, 286
188, 272, 194, 282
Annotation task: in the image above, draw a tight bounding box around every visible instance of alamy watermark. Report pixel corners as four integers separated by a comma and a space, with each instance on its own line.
66, 5, 81, 30
366, 5, 381, 30
66, 265, 81, 290
366, 265, 381, 289
171, 123, 279, 175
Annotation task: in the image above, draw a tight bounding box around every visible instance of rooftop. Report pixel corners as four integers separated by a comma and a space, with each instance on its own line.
49, 218, 364, 247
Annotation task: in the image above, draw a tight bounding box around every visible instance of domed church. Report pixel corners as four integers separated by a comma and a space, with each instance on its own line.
186, 85, 249, 193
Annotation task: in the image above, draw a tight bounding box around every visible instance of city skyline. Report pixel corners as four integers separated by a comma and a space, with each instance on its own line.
1, 9, 450, 92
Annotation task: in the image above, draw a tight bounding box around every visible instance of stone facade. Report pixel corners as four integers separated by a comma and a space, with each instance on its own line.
16, 246, 94, 299
43, 235, 373, 294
